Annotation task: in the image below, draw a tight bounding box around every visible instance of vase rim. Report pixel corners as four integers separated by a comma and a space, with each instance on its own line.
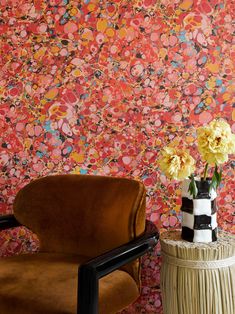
184, 177, 212, 182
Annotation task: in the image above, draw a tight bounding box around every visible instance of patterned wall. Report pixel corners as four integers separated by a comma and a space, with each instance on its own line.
0, 0, 234, 312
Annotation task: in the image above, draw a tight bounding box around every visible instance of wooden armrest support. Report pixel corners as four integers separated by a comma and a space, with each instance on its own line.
0, 215, 22, 231
77, 220, 159, 314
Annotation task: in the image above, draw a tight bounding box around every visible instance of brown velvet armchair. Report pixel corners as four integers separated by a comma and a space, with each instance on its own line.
0, 174, 158, 314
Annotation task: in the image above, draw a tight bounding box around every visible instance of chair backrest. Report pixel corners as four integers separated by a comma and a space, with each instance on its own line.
13, 174, 146, 258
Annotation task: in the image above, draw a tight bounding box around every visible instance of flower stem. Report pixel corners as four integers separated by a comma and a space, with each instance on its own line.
203, 163, 209, 181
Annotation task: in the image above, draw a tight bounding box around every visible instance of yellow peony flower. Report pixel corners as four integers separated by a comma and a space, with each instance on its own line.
159, 146, 195, 180
197, 119, 235, 165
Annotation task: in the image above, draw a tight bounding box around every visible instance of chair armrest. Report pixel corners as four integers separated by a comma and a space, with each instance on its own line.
77, 220, 159, 314
0, 215, 22, 231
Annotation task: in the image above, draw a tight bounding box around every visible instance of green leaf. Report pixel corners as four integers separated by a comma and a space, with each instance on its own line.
209, 165, 222, 193
203, 163, 209, 181
188, 175, 198, 198
209, 177, 217, 194
214, 165, 220, 183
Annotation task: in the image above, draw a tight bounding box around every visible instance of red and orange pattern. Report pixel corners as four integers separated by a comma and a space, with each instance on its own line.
0, 0, 234, 312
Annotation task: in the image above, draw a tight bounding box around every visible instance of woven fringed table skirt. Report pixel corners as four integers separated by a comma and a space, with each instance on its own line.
160, 230, 235, 314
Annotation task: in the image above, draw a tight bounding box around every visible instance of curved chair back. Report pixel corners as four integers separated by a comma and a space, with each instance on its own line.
13, 174, 146, 284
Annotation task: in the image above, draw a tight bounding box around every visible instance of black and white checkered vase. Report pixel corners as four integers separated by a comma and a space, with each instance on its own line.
181, 179, 218, 243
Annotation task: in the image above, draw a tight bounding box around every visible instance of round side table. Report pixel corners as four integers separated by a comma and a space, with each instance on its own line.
160, 230, 235, 314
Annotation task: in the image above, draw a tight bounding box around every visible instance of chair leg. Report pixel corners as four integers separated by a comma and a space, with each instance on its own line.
77, 265, 98, 314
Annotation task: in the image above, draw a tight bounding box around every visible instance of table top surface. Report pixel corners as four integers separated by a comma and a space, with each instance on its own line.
160, 230, 235, 260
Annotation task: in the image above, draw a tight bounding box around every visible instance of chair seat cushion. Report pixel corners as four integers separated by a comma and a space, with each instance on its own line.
0, 252, 139, 314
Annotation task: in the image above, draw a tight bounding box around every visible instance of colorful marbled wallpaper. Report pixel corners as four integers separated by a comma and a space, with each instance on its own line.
0, 0, 234, 312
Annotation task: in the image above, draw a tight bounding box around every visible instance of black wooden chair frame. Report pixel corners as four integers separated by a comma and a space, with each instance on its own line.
0, 215, 159, 314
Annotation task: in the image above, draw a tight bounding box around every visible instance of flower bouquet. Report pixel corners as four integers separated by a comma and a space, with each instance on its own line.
158, 119, 235, 242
